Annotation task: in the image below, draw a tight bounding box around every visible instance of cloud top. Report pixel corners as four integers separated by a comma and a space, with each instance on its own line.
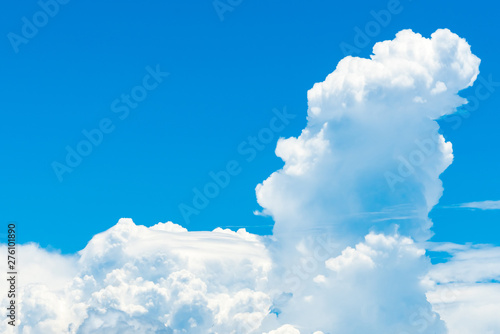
257, 29, 479, 244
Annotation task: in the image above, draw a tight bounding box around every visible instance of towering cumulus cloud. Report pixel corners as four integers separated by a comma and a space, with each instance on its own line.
2, 29, 493, 333
257, 29, 479, 243
254, 29, 480, 332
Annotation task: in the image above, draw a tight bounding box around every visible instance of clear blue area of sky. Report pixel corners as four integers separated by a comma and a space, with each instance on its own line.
1, 0, 499, 253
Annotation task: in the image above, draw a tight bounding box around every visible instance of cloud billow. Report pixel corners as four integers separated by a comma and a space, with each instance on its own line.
3, 29, 497, 333
257, 29, 479, 244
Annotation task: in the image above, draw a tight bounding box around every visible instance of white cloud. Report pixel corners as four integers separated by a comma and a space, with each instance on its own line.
257, 29, 479, 245
427, 243, 500, 283
1, 29, 496, 333
455, 200, 500, 210
425, 243, 500, 333
268, 232, 445, 333
428, 284, 500, 334
257, 28, 484, 333
1, 220, 274, 334
264, 324, 301, 334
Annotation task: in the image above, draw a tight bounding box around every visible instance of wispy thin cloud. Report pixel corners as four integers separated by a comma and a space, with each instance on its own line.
452, 200, 500, 210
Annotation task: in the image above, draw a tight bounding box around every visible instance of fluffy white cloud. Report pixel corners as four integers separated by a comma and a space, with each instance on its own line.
1, 220, 274, 333
255, 29, 480, 332
425, 243, 500, 333
265, 233, 446, 333
0, 227, 446, 333
264, 324, 301, 334
428, 284, 500, 334
1, 29, 496, 333
257, 29, 479, 244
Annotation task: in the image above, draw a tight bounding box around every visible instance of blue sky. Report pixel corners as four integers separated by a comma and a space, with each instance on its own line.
1, 0, 499, 254
3, 2, 500, 333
